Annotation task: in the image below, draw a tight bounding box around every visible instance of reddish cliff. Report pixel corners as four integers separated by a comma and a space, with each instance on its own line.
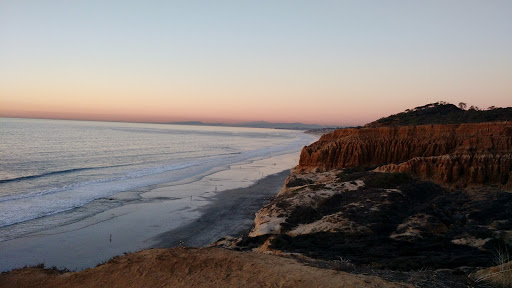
298, 122, 512, 189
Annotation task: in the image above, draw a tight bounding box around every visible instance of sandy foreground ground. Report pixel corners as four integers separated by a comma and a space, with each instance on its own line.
0, 247, 412, 288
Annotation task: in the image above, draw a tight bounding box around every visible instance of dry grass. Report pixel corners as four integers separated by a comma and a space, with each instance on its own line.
475, 248, 512, 288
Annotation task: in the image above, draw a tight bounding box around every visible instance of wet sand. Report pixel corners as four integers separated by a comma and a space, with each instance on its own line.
153, 170, 289, 248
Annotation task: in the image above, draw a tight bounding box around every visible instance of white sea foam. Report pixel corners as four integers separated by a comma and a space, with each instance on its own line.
0, 119, 315, 236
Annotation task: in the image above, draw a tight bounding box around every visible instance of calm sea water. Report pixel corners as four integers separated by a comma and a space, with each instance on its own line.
0, 118, 313, 241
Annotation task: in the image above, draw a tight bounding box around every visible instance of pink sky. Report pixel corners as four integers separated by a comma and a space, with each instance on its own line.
1, 1, 511, 126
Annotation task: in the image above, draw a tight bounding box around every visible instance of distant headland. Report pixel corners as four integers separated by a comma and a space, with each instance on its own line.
167, 120, 340, 130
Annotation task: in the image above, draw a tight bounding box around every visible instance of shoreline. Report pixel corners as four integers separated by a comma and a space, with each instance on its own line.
0, 118, 318, 244
0, 154, 296, 272
153, 170, 289, 248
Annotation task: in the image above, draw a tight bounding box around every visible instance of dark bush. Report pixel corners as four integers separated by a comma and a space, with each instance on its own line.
281, 206, 322, 231
363, 172, 412, 189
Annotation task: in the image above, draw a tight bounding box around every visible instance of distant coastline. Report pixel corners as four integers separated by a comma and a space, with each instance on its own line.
0, 116, 340, 131
167, 120, 340, 130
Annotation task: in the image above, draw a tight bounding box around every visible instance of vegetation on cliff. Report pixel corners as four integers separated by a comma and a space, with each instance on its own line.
365, 102, 512, 128
248, 170, 512, 267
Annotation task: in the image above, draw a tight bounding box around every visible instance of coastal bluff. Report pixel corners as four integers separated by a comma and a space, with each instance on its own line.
246, 122, 512, 281
298, 122, 512, 189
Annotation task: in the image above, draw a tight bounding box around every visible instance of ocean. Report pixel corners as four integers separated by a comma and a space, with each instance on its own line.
0, 118, 314, 243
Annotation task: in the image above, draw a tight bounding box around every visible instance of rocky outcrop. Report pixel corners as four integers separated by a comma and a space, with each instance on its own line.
247, 169, 512, 270
298, 122, 512, 189
238, 121, 512, 282
250, 171, 364, 238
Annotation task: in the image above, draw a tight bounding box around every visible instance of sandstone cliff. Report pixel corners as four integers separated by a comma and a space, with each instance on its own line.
298, 122, 512, 189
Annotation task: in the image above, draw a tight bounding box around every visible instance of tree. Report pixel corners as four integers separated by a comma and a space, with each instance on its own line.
458, 102, 467, 110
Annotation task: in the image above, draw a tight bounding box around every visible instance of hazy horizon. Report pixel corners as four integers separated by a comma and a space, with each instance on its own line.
0, 115, 340, 127
1, 1, 511, 126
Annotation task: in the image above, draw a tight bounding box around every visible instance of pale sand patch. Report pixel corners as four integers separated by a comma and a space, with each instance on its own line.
143, 152, 300, 199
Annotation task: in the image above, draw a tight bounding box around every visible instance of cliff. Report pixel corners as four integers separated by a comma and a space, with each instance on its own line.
298, 122, 512, 189
241, 120, 512, 283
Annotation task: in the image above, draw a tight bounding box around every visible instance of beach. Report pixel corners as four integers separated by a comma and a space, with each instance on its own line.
0, 153, 299, 272
153, 170, 289, 248
0, 119, 317, 272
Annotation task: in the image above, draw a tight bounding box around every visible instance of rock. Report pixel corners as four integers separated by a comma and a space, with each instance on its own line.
390, 213, 448, 242
284, 174, 313, 187
297, 122, 512, 189
245, 121, 512, 273
210, 236, 241, 248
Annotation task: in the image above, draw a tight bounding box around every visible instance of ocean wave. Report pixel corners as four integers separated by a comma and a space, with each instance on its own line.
0, 167, 110, 184
0, 162, 202, 204
0, 162, 202, 227
0, 129, 315, 234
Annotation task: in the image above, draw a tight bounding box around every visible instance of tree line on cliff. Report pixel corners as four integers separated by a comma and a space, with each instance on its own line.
365, 101, 512, 127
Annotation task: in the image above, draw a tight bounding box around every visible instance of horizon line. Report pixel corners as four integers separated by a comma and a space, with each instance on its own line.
0, 115, 347, 128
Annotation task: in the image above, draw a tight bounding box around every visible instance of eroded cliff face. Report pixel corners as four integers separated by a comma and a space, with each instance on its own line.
239, 122, 511, 276
298, 122, 512, 189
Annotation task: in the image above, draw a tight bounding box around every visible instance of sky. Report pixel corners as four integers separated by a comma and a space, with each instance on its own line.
1, 1, 511, 126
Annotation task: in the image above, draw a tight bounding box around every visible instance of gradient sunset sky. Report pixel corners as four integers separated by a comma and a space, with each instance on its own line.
1, 1, 511, 126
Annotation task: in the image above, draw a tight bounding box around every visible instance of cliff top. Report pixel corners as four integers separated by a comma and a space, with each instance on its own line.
365, 102, 512, 128
0, 247, 412, 288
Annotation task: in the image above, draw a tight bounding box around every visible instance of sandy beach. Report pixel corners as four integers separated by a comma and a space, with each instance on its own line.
0, 153, 297, 272
153, 170, 289, 248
